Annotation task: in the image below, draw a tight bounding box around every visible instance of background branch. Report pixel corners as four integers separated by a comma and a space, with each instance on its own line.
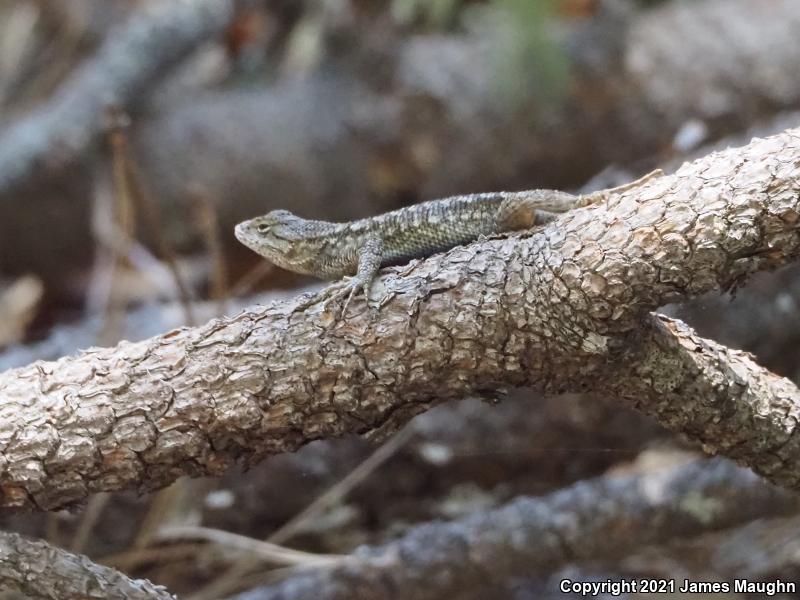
0, 0, 235, 196
230, 459, 797, 600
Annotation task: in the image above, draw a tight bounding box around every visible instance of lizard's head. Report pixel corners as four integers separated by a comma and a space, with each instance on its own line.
234, 210, 305, 268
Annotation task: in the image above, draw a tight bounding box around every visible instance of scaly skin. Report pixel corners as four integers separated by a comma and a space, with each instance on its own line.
235, 170, 662, 314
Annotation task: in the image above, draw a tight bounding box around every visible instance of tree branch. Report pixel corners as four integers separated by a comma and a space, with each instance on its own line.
2, 128, 800, 510
668, 261, 800, 380
0, 0, 235, 196
0, 287, 314, 371
0, 531, 175, 600
595, 314, 800, 490
229, 459, 797, 600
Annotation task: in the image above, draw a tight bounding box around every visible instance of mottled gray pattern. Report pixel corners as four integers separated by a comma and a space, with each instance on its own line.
234, 171, 660, 311
235, 190, 592, 280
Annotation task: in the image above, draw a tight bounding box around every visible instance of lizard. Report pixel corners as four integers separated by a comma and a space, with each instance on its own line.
234, 169, 662, 317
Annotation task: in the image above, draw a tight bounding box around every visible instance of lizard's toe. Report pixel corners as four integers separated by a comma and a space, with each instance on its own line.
339, 279, 368, 319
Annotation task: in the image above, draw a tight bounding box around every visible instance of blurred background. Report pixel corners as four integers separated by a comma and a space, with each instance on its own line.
2, 0, 800, 598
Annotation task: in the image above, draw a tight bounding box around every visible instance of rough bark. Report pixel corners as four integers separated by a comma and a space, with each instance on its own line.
0, 531, 175, 600
1, 127, 799, 510
0, 287, 318, 371
667, 262, 800, 382
1, 394, 662, 560
230, 459, 797, 600
200, 392, 662, 535
596, 314, 800, 489
6, 113, 799, 372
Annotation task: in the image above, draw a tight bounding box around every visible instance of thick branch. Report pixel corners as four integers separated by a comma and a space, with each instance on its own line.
230, 459, 797, 600
1, 128, 799, 510
0, 0, 235, 195
0, 531, 175, 600
596, 314, 800, 490
0, 287, 315, 371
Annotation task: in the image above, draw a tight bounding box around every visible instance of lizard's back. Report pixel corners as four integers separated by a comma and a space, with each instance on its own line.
362, 192, 508, 266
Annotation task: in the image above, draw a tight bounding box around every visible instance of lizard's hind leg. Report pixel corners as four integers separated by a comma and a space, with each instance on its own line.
495, 192, 581, 232
533, 210, 560, 225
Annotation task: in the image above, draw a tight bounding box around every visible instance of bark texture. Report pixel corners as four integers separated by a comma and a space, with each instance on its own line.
668, 261, 800, 381
0, 531, 175, 600
597, 315, 800, 490
0, 287, 317, 371
230, 459, 797, 600
1, 128, 799, 510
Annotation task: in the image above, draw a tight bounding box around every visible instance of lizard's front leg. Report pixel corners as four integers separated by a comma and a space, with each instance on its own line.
290, 235, 384, 318
338, 234, 383, 317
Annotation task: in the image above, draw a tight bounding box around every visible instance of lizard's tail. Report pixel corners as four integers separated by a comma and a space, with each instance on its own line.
580, 168, 664, 206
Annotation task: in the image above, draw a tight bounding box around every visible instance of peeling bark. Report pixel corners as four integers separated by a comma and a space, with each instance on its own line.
1, 128, 799, 510
0, 531, 175, 600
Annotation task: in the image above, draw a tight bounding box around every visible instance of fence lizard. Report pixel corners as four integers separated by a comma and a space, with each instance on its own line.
235, 170, 661, 316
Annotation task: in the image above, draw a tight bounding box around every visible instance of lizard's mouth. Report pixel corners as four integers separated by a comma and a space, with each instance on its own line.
233, 222, 250, 246
234, 222, 263, 253
234, 221, 283, 258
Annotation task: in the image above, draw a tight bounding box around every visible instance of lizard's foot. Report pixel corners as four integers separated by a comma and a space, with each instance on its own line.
292, 276, 372, 321
337, 277, 369, 320
291, 282, 345, 314
336, 274, 375, 320
291, 286, 338, 313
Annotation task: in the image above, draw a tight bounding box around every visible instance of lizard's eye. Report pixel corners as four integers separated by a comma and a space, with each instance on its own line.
257, 223, 271, 234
